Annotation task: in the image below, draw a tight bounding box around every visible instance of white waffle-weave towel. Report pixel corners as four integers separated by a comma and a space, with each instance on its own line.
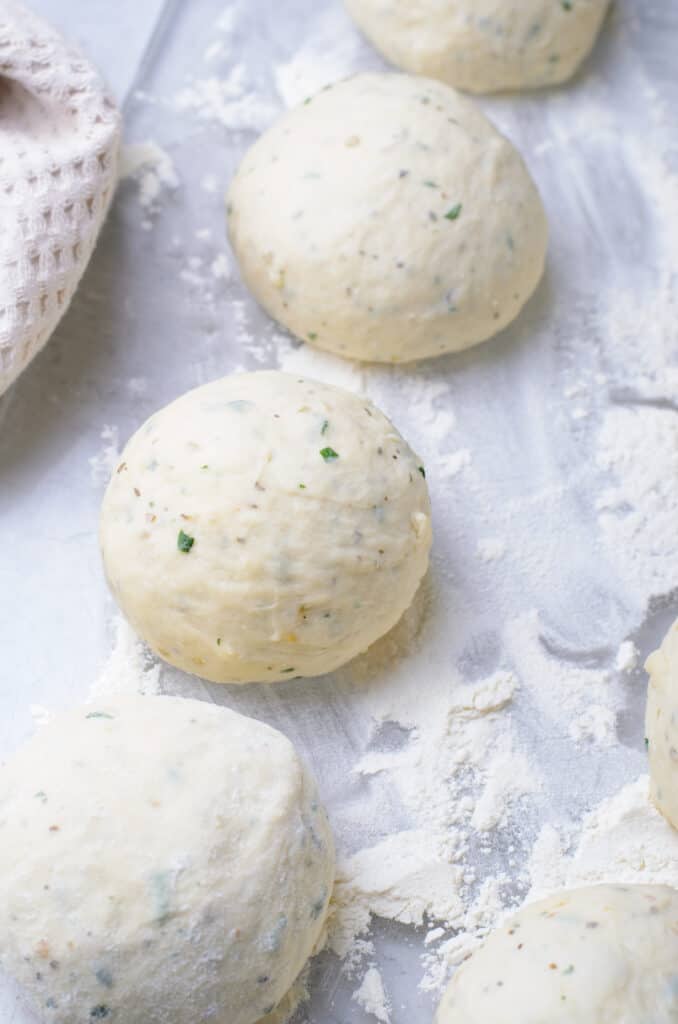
0, 0, 121, 396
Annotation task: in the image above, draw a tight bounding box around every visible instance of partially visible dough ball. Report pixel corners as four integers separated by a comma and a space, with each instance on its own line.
344, 0, 610, 95
0, 695, 335, 1024
436, 884, 678, 1023
646, 617, 678, 829
100, 371, 431, 683
227, 72, 547, 363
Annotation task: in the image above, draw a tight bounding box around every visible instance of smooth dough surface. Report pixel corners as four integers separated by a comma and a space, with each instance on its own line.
436, 884, 678, 1023
344, 0, 610, 94
227, 72, 547, 363
0, 695, 335, 1024
646, 617, 678, 829
100, 371, 431, 683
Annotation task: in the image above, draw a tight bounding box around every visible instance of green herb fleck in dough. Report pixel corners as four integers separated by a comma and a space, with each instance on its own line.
320, 447, 339, 461
216, 638, 222, 646
95, 968, 114, 989
200, 464, 209, 470
90, 1007, 110, 1020
281, 667, 296, 674
299, 483, 306, 489
561, 0, 573, 9
423, 180, 438, 188
418, 466, 426, 478
445, 203, 463, 221
34, 791, 48, 803
645, 737, 650, 751
310, 888, 328, 919
177, 530, 195, 553
86, 712, 115, 720
308, 332, 318, 340
321, 419, 329, 435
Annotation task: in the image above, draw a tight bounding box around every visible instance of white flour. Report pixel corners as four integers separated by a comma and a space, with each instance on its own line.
88, 615, 161, 700
596, 405, 678, 609
88, 424, 121, 485
615, 640, 639, 673
529, 775, 678, 896
119, 141, 179, 214
352, 968, 391, 1024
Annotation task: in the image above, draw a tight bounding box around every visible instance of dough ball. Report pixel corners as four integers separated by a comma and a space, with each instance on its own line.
646, 617, 678, 829
227, 72, 547, 363
436, 884, 678, 1023
100, 370, 431, 683
0, 695, 335, 1024
344, 0, 610, 95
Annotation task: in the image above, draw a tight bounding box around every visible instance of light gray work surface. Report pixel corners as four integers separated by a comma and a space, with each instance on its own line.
1, 1, 677, 1021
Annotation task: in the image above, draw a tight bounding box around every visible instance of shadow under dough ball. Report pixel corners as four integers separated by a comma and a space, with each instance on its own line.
0, 695, 335, 1024
227, 72, 548, 363
344, 0, 611, 95
100, 370, 432, 683
436, 884, 678, 1023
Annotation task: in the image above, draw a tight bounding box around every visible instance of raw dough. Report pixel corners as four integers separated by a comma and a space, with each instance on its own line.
344, 0, 610, 95
436, 884, 678, 1023
0, 694, 335, 1024
645, 617, 678, 829
100, 370, 431, 683
227, 72, 547, 363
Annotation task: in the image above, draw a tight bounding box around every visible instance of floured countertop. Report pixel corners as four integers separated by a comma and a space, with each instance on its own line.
1, 1, 677, 1022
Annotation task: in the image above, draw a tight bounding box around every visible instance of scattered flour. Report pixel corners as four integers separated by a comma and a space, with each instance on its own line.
477, 538, 506, 563
88, 615, 161, 700
352, 967, 391, 1024
88, 424, 120, 485
174, 65, 277, 133
201, 173, 219, 194
596, 405, 678, 606
529, 775, 678, 897
119, 141, 179, 210
615, 639, 639, 673
273, 5, 366, 108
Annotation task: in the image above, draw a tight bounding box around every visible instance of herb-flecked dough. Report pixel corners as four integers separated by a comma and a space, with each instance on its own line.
99, 370, 432, 683
645, 617, 678, 830
0, 695, 335, 1024
226, 72, 548, 363
436, 884, 678, 1023
344, 0, 610, 95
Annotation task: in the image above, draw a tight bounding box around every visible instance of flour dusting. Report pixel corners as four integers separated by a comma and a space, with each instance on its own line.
88, 616, 161, 700
352, 967, 391, 1024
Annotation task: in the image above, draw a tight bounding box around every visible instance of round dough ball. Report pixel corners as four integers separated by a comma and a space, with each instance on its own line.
436, 884, 678, 1023
344, 0, 610, 95
646, 617, 678, 829
100, 371, 431, 683
0, 695, 335, 1024
227, 72, 547, 363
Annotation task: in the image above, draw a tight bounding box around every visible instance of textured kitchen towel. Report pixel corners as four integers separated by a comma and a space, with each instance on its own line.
0, 0, 121, 396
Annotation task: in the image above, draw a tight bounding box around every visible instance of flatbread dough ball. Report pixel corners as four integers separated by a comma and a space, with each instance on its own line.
344, 1, 610, 95
0, 695, 335, 1024
646, 617, 678, 829
227, 72, 547, 363
436, 884, 678, 1023
100, 371, 431, 683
